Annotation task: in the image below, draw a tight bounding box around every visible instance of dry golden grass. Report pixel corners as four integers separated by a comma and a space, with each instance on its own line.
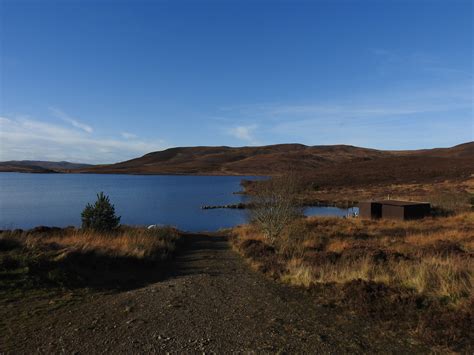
281, 258, 315, 287
22, 226, 180, 260
283, 254, 472, 302
232, 224, 267, 242
1, 225, 181, 263
233, 212, 474, 305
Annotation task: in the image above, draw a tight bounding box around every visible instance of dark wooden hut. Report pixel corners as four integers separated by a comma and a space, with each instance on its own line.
380, 200, 431, 220
358, 200, 431, 220
358, 201, 382, 219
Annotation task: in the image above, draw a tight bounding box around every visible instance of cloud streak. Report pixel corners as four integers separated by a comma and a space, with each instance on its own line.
227, 124, 259, 145
217, 83, 473, 149
121, 132, 138, 139
221, 84, 472, 120
0, 116, 166, 163
49, 107, 94, 133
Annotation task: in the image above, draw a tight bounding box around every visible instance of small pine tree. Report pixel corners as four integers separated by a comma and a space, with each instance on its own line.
81, 192, 121, 232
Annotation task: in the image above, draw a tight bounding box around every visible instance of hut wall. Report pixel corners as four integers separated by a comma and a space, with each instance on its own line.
358, 202, 382, 219
359, 200, 431, 220
403, 204, 431, 220
381, 205, 405, 220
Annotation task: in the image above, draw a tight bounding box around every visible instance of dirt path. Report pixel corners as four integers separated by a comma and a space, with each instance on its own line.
3, 234, 427, 353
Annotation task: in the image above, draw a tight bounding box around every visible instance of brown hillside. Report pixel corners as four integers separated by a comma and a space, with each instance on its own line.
76, 142, 473, 180
391, 141, 474, 158
77, 144, 392, 175
0, 161, 93, 173
303, 155, 474, 188
0, 163, 56, 173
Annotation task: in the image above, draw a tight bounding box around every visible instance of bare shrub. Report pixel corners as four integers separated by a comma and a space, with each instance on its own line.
278, 218, 308, 258
248, 173, 304, 245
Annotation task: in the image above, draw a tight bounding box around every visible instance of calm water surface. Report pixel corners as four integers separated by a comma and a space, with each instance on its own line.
0, 173, 356, 231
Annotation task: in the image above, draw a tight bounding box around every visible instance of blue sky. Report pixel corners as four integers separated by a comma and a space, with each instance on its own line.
0, 0, 472, 163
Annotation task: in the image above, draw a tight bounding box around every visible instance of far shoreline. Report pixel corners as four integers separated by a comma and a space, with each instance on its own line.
0, 170, 269, 177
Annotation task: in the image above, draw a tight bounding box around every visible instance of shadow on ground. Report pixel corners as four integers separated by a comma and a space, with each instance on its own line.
163, 234, 230, 279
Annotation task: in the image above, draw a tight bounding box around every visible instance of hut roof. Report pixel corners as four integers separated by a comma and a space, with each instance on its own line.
372, 200, 429, 206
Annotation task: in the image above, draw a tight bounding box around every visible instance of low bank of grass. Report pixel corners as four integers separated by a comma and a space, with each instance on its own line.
0, 225, 181, 292
231, 213, 473, 351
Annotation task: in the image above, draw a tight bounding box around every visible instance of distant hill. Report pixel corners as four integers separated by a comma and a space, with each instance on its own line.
401, 141, 474, 159
75, 142, 474, 179
75, 144, 388, 175
3, 143, 472, 181
0, 161, 93, 173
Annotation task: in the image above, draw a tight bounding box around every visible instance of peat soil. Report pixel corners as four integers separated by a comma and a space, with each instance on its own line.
1, 234, 428, 354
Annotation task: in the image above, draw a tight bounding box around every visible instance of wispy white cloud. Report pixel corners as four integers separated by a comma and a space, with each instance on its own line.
227, 124, 259, 145
371, 48, 439, 66
216, 83, 473, 149
49, 107, 93, 133
0, 116, 166, 163
371, 48, 473, 79
225, 82, 472, 116
121, 132, 138, 139
221, 84, 472, 121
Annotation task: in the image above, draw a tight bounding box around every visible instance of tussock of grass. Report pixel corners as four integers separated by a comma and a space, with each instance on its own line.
281, 258, 315, 287
283, 254, 472, 302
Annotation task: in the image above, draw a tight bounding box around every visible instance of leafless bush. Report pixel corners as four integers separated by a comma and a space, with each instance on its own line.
277, 218, 308, 258
248, 173, 304, 245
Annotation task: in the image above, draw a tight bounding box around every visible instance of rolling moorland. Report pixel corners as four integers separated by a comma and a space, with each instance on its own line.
73, 142, 474, 178
2, 142, 473, 177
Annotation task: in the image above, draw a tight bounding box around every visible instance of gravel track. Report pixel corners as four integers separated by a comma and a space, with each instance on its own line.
2, 234, 427, 354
